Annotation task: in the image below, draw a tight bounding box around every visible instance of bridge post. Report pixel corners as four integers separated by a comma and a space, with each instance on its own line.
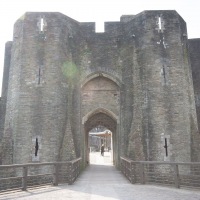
139, 163, 145, 184
130, 162, 136, 183
174, 164, 180, 188
22, 166, 28, 191
53, 163, 59, 186
68, 162, 73, 185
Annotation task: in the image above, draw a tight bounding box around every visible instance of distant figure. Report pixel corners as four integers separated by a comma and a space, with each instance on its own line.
101, 144, 105, 156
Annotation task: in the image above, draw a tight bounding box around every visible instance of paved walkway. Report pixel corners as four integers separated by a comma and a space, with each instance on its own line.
0, 152, 200, 200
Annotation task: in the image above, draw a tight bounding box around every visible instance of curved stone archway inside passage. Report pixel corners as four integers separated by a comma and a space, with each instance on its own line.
82, 107, 119, 126
81, 71, 122, 89
83, 110, 118, 165
84, 110, 117, 133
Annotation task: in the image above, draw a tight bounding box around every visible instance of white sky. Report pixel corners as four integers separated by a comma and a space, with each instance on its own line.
0, 0, 199, 94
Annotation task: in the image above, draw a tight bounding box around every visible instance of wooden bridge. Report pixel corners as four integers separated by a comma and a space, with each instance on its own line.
0, 152, 200, 200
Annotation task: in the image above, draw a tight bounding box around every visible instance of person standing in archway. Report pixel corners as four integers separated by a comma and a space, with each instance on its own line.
101, 144, 105, 156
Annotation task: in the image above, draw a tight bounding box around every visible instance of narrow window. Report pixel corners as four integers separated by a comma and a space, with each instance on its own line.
161, 65, 168, 85
40, 18, 44, 32
158, 17, 162, 30
164, 138, 168, 157
156, 16, 165, 33
35, 138, 39, 156
38, 66, 41, 85
37, 65, 43, 85
162, 65, 166, 83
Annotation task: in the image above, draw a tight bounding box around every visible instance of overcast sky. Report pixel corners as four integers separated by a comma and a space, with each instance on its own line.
0, 0, 199, 93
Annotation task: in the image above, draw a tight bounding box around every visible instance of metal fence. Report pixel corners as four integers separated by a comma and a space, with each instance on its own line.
120, 157, 200, 189
0, 158, 82, 192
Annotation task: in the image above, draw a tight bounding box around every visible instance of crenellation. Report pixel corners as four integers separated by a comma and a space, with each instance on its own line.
104, 22, 121, 33
80, 22, 95, 33
120, 15, 136, 22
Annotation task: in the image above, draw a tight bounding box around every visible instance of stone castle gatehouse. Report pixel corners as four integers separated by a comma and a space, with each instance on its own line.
0, 10, 200, 167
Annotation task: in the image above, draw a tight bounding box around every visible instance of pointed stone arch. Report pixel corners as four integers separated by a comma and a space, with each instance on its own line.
82, 107, 119, 125
81, 71, 122, 89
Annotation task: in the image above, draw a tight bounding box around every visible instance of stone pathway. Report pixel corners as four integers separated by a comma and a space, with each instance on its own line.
0, 152, 200, 200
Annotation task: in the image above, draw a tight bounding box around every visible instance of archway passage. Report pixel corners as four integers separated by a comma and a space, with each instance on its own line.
84, 112, 117, 166
81, 74, 120, 166
85, 112, 116, 133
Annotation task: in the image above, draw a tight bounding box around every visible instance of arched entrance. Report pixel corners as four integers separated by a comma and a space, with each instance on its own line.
83, 110, 118, 165
81, 73, 120, 167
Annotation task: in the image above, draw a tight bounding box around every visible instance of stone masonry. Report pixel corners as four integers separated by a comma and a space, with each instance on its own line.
0, 10, 200, 169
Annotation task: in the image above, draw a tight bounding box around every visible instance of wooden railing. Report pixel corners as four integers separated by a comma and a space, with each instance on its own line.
120, 157, 200, 189
0, 158, 82, 192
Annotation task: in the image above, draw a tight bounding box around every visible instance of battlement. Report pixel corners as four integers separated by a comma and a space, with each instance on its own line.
12, 10, 185, 37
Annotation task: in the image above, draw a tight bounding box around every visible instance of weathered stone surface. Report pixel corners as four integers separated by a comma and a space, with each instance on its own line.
0, 10, 200, 169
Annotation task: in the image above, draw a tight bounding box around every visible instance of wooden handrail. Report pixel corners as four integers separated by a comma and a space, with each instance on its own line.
120, 157, 200, 189
0, 157, 82, 192
120, 157, 200, 165
0, 158, 82, 169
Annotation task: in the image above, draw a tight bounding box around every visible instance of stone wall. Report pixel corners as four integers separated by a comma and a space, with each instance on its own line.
189, 39, 200, 161
0, 41, 12, 164
0, 10, 200, 167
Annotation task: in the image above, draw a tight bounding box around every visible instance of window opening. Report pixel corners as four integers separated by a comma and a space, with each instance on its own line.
158, 17, 162, 30
162, 65, 166, 83
164, 138, 168, 157
35, 138, 39, 156
38, 66, 41, 85
40, 18, 45, 32
156, 16, 165, 33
